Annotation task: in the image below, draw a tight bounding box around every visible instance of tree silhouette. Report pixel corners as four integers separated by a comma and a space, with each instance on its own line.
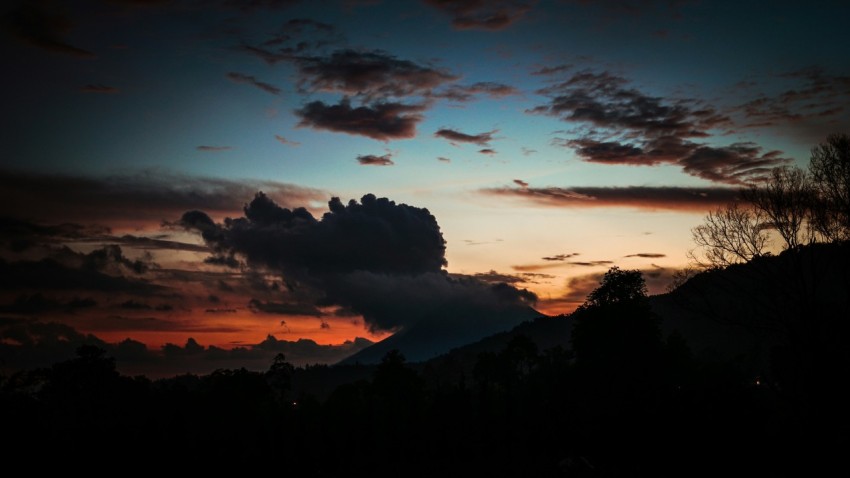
809, 133, 850, 240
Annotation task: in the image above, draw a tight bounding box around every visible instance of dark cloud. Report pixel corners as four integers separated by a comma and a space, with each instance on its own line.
478, 148, 497, 155
2, 2, 96, 58
196, 145, 232, 152
542, 253, 579, 261
470, 270, 526, 284
434, 81, 519, 102
80, 84, 119, 94
434, 128, 496, 146
437, 156, 452, 163
274, 135, 301, 146
296, 99, 425, 140
0, 293, 96, 315
0, 249, 162, 295
737, 67, 850, 130
225, 72, 281, 95
248, 298, 324, 316
181, 192, 536, 332
356, 153, 394, 166
424, 0, 535, 30
532, 64, 573, 76
295, 49, 457, 100
625, 253, 666, 258
512, 259, 612, 272
118, 300, 152, 310
482, 184, 742, 211
513, 179, 529, 187
533, 70, 790, 184
0, 169, 327, 224
241, 18, 341, 65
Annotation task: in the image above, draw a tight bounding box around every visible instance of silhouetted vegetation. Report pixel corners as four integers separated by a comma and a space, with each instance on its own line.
3, 261, 844, 475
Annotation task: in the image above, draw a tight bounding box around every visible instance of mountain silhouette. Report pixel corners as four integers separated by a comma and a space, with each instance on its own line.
340, 304, 542, 364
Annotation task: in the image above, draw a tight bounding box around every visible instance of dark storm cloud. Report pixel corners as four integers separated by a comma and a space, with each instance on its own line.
424, 0, 535, 30
248, 298, 324, 316
533, 70, 790, 184
482, 185, 742, 211
2, 2, 96, 58
433, 82, 519, 102
182, 192, 446, 277
181, 193, 536, 332
225, 72, 281, 95
356, 153, 394, 166
295, 49, 458, 99
80, 84, 119, 94
434, 128, 496, 146
0, 169, 327, 224
296, 99, 425, 140
196, 145, 232, 152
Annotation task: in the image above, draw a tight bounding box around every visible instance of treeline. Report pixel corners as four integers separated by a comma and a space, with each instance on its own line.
1, 268, 836, 475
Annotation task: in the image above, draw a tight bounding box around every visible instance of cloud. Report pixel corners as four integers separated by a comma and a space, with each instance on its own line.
625, 253, 666, 258
196, 145, 233, 152
181, 192, 536, 332
434, 81, 519, 102
423, 0, 535, 30
0, 255, 162, 295
274, 135, 301, 146
434, 128, 496, 146
80, 84, 119, 94
512, 259, 612, 272
3, 2, 96, 58
225, 72, 281, 95
481, 184, 742, 211
532, 70, 790, 184
241, 18, 342, 65
0, 318, 375, 376
295, 49, 457, 100
737, 67, 850, 130
513, 179, 528, 187
542, 253, 579, 261
296, 99, 425, 140
478, 148, 497, 155
248, 298, 324, 316
0, 169, 328, 224
437, 156, 452, 163
356, 153, 394, 166
0, 293, 96, 315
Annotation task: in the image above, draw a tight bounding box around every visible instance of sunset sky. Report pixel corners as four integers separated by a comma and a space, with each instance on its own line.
2, 0, 849, 373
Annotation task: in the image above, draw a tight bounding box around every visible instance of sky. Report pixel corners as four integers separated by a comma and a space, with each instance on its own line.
1, 0, 849, 374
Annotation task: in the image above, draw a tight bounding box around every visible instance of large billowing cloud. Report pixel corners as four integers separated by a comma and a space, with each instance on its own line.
423, 0, 535, 30
481, 184, 741, 211
532, 70, 790, 184
181, 192, 536, 332
0, 169, 327, 224
296, 99, 426, 140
